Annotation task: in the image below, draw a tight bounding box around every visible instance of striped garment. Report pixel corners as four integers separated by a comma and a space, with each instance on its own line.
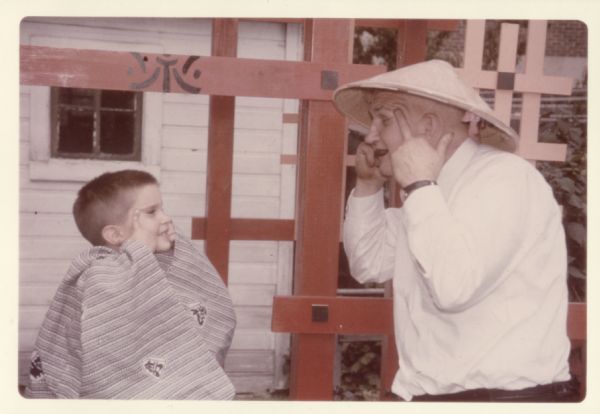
25, 231, 236, 399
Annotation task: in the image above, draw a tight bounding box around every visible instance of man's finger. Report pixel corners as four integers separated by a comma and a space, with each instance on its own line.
357, 143, 376, 167
436, 132, 453, 158
393, 109, 415, 141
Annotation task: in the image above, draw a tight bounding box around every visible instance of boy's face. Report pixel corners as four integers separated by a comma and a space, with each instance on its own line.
121, 184, 175, 252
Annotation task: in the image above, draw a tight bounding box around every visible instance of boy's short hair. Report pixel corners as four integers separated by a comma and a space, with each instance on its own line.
73, 170, 158, 246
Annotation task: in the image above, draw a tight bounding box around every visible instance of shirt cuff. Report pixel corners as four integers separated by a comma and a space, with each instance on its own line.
401, 184, 446, 228
346, 188, 386, 220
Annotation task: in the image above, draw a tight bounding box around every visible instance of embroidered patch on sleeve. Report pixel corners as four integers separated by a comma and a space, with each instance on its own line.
188, 302, 208, 327
143, 358, 165, 378
29, 351, 45, 382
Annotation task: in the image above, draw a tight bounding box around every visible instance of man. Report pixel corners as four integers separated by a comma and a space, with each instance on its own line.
333, 60, 578, 402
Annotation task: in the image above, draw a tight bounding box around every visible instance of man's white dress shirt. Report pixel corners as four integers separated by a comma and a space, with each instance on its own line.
344, 138, 571, 401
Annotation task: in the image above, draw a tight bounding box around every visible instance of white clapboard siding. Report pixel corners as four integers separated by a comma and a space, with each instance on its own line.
235, 106, 283, 131
225, 350, 274, 374
162, 193, 206, 217
21, 237, 89, 260
234, 129, 283, 154
230, 375, 274, 395
20, 190, 76, 214
161, 171, 207, 195
161, 148, 207, 173
162, 125, 208, 150
229, 241, 278, 263
163, 101, 209, 127
231, 329, 274, 350
232, 174, 281, 197
232, 306, 273, 330
19, 166, 85, 192
229, 262, 278, 285
20, 212, 78, 236
20, 259, 71, 284
229, 285, 277, 307
231, 196, 280, 219
19, 17, 300, 393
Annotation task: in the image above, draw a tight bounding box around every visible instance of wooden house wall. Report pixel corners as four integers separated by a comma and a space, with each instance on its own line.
19, 17, 301, 393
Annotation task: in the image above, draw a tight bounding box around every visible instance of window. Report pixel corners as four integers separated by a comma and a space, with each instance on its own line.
51, 87, 143, 161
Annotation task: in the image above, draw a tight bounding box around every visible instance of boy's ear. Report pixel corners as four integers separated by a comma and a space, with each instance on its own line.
101, 224, 127, 246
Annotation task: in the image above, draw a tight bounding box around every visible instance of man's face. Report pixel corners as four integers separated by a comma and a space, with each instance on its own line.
365, 92, 417, 178
121, 184, 175, 252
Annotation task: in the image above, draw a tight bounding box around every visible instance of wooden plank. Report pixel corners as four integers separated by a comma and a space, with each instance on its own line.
355, 19, 459, 31
20, 45, 385, 100
271, 296, 393, 334
399, 20, 429, 66
567, 302, 586, 340
287, 19, 356, 400
289, 334, 336, 400
204, 19, 238, 284
192, 218, 295, 241
271, 296, 587, 340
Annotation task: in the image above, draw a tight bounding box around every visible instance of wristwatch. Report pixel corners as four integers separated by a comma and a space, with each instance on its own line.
401, 180, 437, 202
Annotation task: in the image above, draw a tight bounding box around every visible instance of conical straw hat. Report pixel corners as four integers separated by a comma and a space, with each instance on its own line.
333, 59, 519, 152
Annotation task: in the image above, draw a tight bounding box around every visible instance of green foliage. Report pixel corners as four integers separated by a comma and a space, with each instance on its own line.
353, 27, 397, 70
334, 340, 381, 400
536, 87, 587, 301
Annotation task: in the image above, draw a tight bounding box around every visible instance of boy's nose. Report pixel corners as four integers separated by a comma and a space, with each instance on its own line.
159, 210, 172, 223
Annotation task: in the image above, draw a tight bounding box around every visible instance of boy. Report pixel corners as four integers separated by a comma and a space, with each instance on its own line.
25, 170, 236, 399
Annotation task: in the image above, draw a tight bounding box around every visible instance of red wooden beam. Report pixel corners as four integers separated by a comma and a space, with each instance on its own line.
272, 296, 393, 334
287, 19, 357, 401
273, 299, 587, 339
204, 19, 238, 284
567, 302, 586, 340
192, 218, 295, 241
355, 18, 459, 31
20, 45, 384, 100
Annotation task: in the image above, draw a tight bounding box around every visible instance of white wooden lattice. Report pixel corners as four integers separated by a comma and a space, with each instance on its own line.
456, 20, 572, 162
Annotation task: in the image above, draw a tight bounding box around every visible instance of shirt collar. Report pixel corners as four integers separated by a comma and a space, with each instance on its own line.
437, 137, 479, 197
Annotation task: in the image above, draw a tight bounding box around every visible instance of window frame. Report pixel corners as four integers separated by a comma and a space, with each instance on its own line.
50, 87, 144, 161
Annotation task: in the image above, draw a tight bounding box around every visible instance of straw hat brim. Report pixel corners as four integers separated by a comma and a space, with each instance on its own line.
333, 61, 519, 152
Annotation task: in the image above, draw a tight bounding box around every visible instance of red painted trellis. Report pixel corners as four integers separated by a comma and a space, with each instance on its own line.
20, 18, 586, 400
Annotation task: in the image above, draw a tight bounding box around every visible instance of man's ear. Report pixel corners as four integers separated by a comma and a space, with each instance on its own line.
101, 224, 126, 247
420, 112, 443, 139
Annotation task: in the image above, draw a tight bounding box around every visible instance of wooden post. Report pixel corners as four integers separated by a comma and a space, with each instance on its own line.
289, 18, 355, 400
205, 19, 238, 283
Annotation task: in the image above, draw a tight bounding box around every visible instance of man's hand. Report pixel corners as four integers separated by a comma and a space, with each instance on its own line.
354, 142, 388, 196
390, 110, 452, 188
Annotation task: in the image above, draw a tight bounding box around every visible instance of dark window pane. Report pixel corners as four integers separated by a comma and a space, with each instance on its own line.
100, 110, 135, 154
58, 88, 95, 108
101, 90, 135, 110
57, 108, 94, 153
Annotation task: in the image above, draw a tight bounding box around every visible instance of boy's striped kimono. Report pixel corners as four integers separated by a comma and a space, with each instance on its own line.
25, 232, 236, 399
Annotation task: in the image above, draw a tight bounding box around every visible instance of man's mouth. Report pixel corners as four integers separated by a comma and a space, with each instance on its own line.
374, 149, 389, 158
